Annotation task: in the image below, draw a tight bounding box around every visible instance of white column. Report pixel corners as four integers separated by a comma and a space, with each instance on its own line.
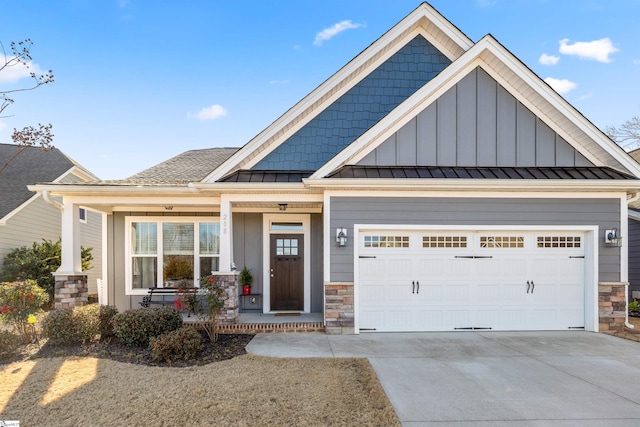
219, 196, 232, 272
58, 200, 82, 274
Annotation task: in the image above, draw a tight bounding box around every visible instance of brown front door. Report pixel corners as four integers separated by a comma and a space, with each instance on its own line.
270, 234, 304, 311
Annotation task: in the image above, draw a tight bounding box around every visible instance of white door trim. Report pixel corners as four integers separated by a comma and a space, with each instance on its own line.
353, 224, 598, 333
262, 214, 311, 313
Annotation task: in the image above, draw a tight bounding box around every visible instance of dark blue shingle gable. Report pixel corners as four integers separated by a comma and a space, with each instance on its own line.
253, 35, 451, 171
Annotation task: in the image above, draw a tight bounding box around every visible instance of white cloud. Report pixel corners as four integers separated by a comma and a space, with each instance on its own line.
544, 77, 577, 94
313, 20, 362, 46
558, 38, 619, 63
0, 58, 44, 83
539, 53, 560, 66
194, 104, 227, 121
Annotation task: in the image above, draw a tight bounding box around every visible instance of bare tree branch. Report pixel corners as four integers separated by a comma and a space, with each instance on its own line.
606, 116, 640, 151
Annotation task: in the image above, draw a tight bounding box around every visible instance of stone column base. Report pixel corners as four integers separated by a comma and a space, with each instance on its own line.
212, 272, 239, 324
325, 282, 354, 334
599, 282, 628, 334
54, 274, 89, 310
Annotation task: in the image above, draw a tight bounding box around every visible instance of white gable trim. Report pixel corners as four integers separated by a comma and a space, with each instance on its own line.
203, 3, 473, 183
311, 36, 640, 179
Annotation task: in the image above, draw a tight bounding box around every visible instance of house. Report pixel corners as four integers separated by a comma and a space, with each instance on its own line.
29, 3, 640, 334
626, 148, 640, 301
0, 143, 103, 297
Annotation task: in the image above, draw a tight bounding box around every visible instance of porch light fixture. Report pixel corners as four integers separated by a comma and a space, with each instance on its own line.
278, 203, 288, 211
336, 228, 347, 247
605, 227, 622, 247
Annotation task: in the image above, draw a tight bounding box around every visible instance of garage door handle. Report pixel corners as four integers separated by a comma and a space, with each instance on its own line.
416, 281, 419, 294
412, 281, 415, 294
530, 281, 534, 294
526, 281, 531, 293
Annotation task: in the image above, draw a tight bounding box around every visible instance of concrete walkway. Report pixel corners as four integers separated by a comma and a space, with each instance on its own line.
247, 331, 640, 425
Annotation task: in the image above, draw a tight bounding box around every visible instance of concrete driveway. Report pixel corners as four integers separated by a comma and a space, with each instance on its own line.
247, 331, 640, 425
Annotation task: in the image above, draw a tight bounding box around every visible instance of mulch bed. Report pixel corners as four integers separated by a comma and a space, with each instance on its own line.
1, 332, 254, 368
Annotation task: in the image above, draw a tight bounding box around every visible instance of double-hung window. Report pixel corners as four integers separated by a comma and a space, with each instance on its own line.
126, 217, 220, 295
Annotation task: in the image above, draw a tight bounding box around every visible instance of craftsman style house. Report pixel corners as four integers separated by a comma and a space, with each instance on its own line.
30, 3, 640, 334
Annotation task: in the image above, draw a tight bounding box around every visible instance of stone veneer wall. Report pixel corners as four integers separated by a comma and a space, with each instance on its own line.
325, 283, 354, 334
214, 272, 239, 325
599, 282, 628, 334
54, 274, 88, 310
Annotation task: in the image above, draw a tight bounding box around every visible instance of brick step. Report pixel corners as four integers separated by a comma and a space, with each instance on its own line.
219, 322, 325, 334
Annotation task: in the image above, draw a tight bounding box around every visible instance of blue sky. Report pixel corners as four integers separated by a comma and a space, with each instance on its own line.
2, 0, 639, 180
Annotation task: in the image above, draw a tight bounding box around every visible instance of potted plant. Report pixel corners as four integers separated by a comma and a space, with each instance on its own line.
239, 266, 253, 296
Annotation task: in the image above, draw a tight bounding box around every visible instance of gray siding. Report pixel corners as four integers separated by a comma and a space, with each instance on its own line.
628, 216, 640, 297
232, 213, 263, 293
360, 67, 595, 168
330, 196, 620, 283
110, 212, 324, 313
0, 196, 102, 294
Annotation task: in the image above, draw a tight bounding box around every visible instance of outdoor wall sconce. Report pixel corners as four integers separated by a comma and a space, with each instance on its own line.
336, 228, 347, 247
278, 203, 288, 211
605, 227, 622, 247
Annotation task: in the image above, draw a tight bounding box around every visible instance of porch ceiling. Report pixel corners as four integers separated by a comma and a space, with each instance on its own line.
232, 201, 323, 213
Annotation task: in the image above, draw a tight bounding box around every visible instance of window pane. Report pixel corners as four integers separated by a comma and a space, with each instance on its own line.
163, 223, 194, 255
200, 256, 220, 276
132, 257, 157, 289
132, 222, 157, 255
200, 222, 220, 255
272, 222, 303, 231
163, 223, 194, 283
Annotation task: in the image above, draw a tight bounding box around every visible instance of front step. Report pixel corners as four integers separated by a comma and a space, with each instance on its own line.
218, 321, 325, 334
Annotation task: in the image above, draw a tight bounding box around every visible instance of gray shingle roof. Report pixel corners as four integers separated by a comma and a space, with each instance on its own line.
0, 144, 75, 219
112, 148, 239, 184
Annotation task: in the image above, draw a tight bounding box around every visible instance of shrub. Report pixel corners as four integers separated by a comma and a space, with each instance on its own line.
629, 300, 639, 312
112, 306, 183, 347
0, 238, 93, 301
41, 309, 81, 345
150, 326, 202, 362
41, 304, 120, 345
97, 305, 119, 337
0, 330, 22, 358
0, 280, 49, 341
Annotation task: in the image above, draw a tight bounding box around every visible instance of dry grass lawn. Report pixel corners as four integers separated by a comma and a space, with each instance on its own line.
1, 354, 400, 426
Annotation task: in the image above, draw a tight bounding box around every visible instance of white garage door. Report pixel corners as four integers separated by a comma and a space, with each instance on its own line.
358, 230, 585, 332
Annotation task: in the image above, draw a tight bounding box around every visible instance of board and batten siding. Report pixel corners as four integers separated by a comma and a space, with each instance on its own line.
359, 67, 595, 169
628, 216, 640, 297
329, 196, 620, 283
110, 211, 324, 313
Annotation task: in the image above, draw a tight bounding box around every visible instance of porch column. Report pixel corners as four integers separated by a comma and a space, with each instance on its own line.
58, 199, 82, 274
220, 196, 233, 272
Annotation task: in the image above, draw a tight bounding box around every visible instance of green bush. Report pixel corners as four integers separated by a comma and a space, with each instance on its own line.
0, 238, 93, 301
629, 300, 639, 312
0, 280, 49, 340
41, 309, 81, 344
0, 330, 22, 358
112, 306, 183, 347
150, 326, 202, 362
97, 305, 119, 337
41, 304, 119, 345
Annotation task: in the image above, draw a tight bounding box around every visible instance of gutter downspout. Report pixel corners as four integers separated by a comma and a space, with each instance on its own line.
625, 192, 640, 329
42, 190, 64, 212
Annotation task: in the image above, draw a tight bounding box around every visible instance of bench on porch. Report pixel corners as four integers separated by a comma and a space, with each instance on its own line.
139, 287, 198, 317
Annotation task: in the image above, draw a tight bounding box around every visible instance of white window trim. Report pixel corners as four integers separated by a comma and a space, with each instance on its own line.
125, 216, 220, 296
262, 214, 311, 313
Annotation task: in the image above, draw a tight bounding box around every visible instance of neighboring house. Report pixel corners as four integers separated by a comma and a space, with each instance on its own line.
0, 143, 103, 295
627, 148, 640, 300
30, 3, 640, 334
